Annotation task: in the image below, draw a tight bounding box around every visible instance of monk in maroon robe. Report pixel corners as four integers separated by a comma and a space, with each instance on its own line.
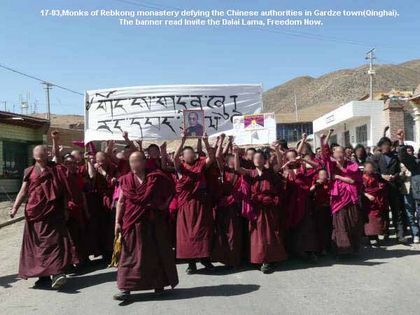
310, 169, 332, 254
174, 133, 216, 274
234, 145, 287, 273
88, 151, 118, 260
62, 154, 90, 266
10, 145, 73, 289
113, 151, 178, 301
320, 132, 363, 256
212, 134, 243, 267
362, 161, 389, 244
283, 154, 319, 261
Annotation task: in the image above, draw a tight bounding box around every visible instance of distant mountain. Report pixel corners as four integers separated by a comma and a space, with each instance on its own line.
264, 59, 420, 122
33, 59, 420, 127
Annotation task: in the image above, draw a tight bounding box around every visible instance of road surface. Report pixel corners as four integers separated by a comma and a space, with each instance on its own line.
1, 221, 420, 315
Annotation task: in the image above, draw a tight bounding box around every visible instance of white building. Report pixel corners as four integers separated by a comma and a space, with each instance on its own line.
313, 100, 385, 148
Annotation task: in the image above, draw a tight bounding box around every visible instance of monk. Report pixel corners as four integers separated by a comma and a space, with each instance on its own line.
233, 144, 287, 273
174, 133, 216, 274
10, 145, 73, 289
62, 154, 90, 266
320, 131, 363, 256
113, 151, 178, 301
212, 134, 243, 268
87, 150, 118, 260
51, 132, 89, 267
310, 169, 332, 254
283, 150, 319, 262
362, 161, 389, 245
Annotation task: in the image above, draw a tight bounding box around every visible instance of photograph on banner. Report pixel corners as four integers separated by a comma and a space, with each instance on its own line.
183, 109, 205, 138
233, 112, 276, 146
84, 84, 262, 142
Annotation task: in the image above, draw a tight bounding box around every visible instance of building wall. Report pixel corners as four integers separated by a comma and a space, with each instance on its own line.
46, 127, 84, 153
0, 123, 45, 193
0, 123, 44, 142
313, 101, 385, 148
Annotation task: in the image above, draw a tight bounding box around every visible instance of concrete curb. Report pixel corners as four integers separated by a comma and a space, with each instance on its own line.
0, 216, 24, 229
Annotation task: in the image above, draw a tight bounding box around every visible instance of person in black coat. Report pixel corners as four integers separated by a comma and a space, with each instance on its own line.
369, 137, 407, 244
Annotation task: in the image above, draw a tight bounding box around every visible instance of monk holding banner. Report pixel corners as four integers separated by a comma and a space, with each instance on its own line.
10, 144, 73, 289
174, 132, 216, 274
114, 151, 178, 301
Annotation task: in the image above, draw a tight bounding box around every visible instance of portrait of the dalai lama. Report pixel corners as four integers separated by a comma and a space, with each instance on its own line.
184, 110, 204, 137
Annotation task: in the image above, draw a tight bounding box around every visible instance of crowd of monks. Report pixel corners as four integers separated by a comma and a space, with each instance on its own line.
9, 128, 419, 301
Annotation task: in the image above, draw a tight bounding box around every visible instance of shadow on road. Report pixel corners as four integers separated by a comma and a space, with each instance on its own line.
59, 270, 117, 294
0, 273, 19, 288
119, 284, 260, 306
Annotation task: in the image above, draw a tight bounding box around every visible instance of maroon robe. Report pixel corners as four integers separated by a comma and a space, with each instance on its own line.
211, 168, 243, 267
311, 177, 332, 252
19, 164, 73, 279
176, 158, 214, 259
117, 170, 178, 291
66, 172, 88, 263
245, 168, 287, 264
321, 144, 363, 254
362, 174, 388, 236
86, 164, 117, 257
285, 166, 319, 256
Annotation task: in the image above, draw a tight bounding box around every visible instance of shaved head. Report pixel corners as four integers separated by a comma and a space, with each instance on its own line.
129, 151, 146, 173
129, 151, 146, 161
33, 145, 48, 162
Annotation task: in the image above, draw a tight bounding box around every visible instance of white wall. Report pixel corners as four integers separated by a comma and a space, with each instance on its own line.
313, 100, 385, 148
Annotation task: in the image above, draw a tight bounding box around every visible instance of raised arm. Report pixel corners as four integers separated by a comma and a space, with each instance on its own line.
160, 142, 168, 171
122, 131, 136, 153
105, 140, 117, 163
233, 145, 248, 176
271, 142, 284, 173
197, 138, 203, 156
216, 134, 225, 162
325, 128, 334, 146
51, 130, 61, 163
174, 133, 186, 171
202, 133, 215, 167
86, 153, 96, 179
296, 133, 307, 155
223, 135, 233, 156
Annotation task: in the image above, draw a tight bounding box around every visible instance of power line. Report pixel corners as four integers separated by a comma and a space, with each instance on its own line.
0, 63, 84, 96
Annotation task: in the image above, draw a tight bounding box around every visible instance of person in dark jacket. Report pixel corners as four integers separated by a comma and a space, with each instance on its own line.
370, 137, 407, 244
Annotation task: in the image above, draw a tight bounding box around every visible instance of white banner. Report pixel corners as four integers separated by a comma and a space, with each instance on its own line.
84, 84, 262, 142
233, 113, 277, 146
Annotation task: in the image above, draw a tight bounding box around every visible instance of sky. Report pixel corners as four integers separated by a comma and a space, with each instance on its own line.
0, 0, 419, 115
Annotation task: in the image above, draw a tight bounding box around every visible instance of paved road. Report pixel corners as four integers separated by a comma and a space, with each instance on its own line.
1, 221, 420, 315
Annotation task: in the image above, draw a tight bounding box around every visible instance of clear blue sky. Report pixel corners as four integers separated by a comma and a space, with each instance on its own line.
0, 0, 419, 115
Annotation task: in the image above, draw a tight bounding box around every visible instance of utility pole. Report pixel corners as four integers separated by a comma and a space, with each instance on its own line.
365, 48, 376, 101
1, 101, 6, 111
294, 91, 299, 122
42, 82, 52, 121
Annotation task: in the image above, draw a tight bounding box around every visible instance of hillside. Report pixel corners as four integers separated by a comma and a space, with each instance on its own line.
264, 59, 420, 121
34, 59, 420, 128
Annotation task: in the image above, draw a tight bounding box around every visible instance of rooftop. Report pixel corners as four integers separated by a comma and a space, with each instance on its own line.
0, 111, 50, 129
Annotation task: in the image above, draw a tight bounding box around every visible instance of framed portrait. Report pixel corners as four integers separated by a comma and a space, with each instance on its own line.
183, 110, 205, 138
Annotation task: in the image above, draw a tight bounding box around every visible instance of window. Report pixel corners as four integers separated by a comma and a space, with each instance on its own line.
276, 122, 313, 143
2, 141, 29, 179
356, 124, 368, 145
329, 134, 338, 145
